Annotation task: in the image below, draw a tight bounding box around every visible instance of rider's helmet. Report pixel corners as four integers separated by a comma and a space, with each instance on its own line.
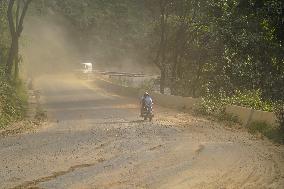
144, 92, 149, 97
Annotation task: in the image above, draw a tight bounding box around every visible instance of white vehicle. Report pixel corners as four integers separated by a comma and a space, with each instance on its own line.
75, 62, 94, 79
81, 62, 93, 73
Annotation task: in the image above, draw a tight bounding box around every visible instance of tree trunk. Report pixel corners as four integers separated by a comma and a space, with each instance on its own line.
160, 68, 165, 94
6, 37, 17, 76
157, 0, 167, 94
6, 0, 32, 78
14, 39, 19, 79
170, 53, 178, 95
191, 56, 203, 98
0, 48, 2, 65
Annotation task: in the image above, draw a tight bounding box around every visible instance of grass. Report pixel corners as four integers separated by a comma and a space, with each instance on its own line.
247, 121, 284, 144
194, 98, 240, 126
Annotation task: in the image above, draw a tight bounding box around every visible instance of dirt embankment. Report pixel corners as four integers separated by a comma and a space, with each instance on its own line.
0, 87, 46, 138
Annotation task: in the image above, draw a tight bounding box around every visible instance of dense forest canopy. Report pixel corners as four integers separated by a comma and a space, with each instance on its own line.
1, 0, 283, 102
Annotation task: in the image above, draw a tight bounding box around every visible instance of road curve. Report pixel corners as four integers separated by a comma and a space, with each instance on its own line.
0, 74, 283, 189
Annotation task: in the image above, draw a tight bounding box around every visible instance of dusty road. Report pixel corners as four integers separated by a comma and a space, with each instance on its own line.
0, 75, 283, 189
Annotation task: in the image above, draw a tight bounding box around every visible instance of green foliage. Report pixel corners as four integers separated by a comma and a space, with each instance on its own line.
196, 89, 276, 124
144, 0, 284, 104
198, 88, 275, 115
197, 96, 226, 117
196, 95, 239, 123
196, 87, 283, 143
197, 90, 283, 144
0, 0, 10, 65
225, 90, 275, 112
0, 66, 28, 128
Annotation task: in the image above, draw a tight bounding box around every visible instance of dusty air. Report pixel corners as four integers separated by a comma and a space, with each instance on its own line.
0, 0, 283, 188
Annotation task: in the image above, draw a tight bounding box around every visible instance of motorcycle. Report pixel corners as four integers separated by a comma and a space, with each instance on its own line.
141, 105, 154, 121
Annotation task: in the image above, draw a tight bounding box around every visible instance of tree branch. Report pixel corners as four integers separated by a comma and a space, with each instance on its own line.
17, 0, 32, 36
7, 0, 16, 37
15, 0, 20, 30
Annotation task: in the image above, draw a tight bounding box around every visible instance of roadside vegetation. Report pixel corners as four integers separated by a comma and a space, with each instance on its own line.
0, 66, 28, 129
246, 121, 284, 144
196, 91, 284, 143
0, 0, 32, 129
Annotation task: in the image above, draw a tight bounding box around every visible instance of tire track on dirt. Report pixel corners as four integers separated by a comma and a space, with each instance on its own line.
10, 162, 100, 189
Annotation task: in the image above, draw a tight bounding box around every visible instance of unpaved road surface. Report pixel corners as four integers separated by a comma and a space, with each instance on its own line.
0, 75, 283, 189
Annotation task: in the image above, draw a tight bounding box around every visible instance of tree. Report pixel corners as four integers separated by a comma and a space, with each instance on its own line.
43, 0, 150, 67
6, 0, 32, 79
0, 0, 9, 66
145, 0, 173, 94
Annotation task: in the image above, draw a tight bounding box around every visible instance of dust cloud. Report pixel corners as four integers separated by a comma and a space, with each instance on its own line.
21, 13, 81, 77
21, 11, 158, 78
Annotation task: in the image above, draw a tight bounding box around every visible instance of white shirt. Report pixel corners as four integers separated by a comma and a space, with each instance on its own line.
144, 96, 153, 107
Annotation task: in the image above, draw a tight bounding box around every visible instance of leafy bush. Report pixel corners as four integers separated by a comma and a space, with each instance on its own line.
196, 88, 228, 116
197, 89, 283, 143
196, 89, 276, 124
0, 66, 27, 128
196, 96, 239, 123
226, 90, 275, 112
198, 89, 275, 114
196, 96, 225, 116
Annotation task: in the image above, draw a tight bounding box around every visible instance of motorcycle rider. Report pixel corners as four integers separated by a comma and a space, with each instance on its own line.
140, 92, 153, 117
